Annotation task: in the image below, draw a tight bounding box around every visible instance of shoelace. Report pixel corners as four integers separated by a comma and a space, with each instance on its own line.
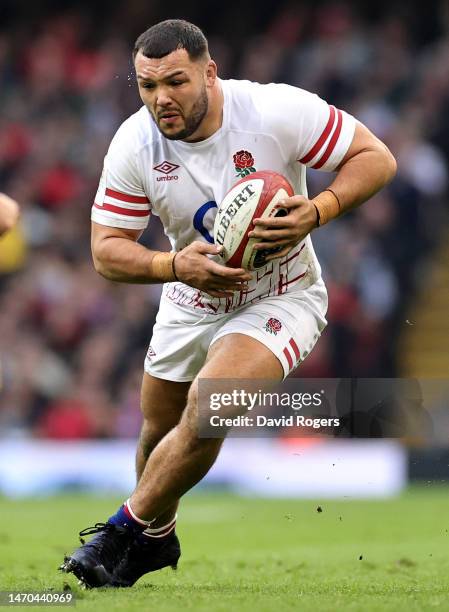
78, 522, 113, 544
78, 522, 132, 566
79, 523, 112, 537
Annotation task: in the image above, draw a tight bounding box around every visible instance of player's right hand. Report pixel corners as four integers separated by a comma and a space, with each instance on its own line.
173, 241, 252, 298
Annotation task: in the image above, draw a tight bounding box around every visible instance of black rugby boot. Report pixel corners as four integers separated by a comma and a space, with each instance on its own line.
111, 531, 181, 587
60, 522, 135, 588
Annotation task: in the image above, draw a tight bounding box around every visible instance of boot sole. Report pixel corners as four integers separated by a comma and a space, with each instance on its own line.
111, 557, 180, 587
59, 556, 112, 589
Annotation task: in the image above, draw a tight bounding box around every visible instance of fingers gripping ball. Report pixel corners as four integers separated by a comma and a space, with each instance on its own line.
213, 171, 294, 270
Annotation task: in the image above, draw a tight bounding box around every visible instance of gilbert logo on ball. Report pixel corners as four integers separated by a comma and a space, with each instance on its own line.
214, 170, 294, 270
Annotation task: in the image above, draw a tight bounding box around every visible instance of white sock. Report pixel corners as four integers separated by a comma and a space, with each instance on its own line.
142, 514, 177, 539
125, 498, 152, 527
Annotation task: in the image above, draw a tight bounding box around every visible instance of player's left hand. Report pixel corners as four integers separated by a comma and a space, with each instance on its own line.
248, 195, 318, 261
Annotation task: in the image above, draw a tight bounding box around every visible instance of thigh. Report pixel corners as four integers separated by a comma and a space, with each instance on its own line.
204, 333, 283, 380
184, 334, 283, 427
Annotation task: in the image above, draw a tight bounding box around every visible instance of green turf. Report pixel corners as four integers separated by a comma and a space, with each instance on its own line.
1, 487, 449, 611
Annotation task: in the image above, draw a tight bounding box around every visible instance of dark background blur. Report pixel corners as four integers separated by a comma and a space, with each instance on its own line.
0, 0, 448, 440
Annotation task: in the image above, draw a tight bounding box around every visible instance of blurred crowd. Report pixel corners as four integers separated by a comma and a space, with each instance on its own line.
0, 1, 448, 439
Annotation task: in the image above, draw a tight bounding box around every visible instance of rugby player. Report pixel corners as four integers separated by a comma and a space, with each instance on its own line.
0, 193, 19, 236
61, 19, 396, 588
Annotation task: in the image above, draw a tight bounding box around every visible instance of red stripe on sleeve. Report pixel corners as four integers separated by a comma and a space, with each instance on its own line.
299, 105, 336, 164
94, 202, 150, 217
289, 338, 301, 360
312, 109, 343, 169
283, 346, 293, 370
105, 187, 149, 204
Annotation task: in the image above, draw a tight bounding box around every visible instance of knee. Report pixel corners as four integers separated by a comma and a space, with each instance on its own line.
181, 381, 201, 435
187, 377, 249, 421
181, 379, 235, 446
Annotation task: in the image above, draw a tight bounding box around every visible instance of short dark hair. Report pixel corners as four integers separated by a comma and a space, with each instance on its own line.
133, 19, 208, 61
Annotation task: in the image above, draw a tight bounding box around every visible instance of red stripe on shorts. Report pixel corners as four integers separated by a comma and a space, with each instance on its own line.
289, 338, 300, 360
283, 346, 293, 370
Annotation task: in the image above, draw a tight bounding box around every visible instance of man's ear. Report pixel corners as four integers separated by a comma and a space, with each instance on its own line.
205, 60, 217, 86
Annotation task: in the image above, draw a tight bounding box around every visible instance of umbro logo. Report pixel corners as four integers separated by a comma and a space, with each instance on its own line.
154, 161, 180, 181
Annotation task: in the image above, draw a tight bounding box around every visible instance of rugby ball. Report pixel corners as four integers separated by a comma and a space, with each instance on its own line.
213, 170, 294, 270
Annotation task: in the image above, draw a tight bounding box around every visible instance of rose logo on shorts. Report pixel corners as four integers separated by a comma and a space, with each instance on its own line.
264, 317, 282, 335
233, 150, 256, 178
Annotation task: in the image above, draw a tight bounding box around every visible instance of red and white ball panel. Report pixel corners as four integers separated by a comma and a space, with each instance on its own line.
213, 170, 294, 270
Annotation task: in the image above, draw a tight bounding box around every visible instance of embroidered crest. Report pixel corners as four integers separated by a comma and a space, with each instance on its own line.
264, 317, 282, 335
233, 150, 256, 178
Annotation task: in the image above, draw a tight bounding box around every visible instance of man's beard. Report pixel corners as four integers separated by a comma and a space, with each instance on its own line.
154, 86, 209, 141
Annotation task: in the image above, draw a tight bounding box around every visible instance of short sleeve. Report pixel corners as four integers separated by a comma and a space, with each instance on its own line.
261, 84, 356, 172
295, 91, 356, 171
91, 123, 151, 230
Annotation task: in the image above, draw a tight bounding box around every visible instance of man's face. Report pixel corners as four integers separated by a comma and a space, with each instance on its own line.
135, 49, 210, 141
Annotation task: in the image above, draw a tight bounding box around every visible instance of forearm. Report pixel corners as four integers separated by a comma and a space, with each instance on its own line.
93, 236, 175, 284
312, 136, 397, 226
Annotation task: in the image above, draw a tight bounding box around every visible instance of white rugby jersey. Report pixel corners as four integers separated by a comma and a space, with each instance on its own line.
92, 79, 356, 314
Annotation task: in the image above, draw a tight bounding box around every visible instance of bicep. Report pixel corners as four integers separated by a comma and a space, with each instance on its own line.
91, 221, 143, 256
91, 126, 151, 231
337, 121, 389, 169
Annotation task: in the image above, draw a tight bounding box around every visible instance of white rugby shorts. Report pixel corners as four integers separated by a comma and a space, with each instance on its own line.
145, 279, 328, 381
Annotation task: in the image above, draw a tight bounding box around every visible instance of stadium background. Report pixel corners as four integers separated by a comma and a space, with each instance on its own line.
2, 3, 449, 609
0, 0, 449, 492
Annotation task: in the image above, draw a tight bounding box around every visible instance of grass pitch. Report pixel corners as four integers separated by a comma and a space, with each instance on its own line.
1, 487, 449, 611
